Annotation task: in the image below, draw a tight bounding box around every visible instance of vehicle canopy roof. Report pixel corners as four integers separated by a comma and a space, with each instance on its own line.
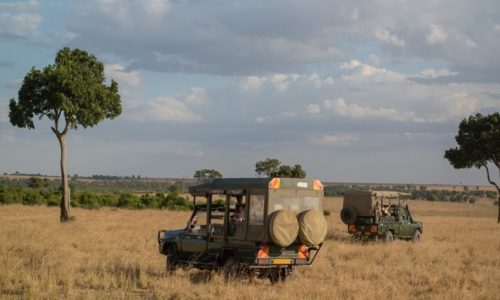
189, 177, 323, 196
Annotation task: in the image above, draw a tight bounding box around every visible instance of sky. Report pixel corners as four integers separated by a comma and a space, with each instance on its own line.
1, 0, 500, 185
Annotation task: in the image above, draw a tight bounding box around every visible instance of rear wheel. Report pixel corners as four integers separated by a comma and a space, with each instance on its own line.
223, 257, 253, 283
165, 248, 178, 274
269, 268, 288, 284
412, 230, 421, 242
383, 231, 393, 243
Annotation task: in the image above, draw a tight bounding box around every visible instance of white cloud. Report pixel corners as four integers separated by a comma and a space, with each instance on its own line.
272, 74, 289, 92
324, 98, 423, 122
176, 148, 203, 158
0, 12, 41, 36
415, 68, 458, 79
185, 88, 206, 105
255, 112, 297, 124
340, 60, 406, 83
375, 29, 406, 47
426, 24, 448, 45
429, 92, 479, 122
142, 0, 170, 16
312, 133, 359, 146
127, 96, 202, 123
0, 0, 39, 10
306, 73, 334, 88
105, 64, 141, 87
495, 24, 500, 32
464, 37, 478, 49
306, 103, 321, 114
240, 76, 265, 91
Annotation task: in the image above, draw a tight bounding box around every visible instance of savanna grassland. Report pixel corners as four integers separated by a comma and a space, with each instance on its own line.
1, 198, 499, 299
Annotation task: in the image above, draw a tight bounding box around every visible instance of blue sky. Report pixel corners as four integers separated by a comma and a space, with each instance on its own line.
1, 0, 500, 185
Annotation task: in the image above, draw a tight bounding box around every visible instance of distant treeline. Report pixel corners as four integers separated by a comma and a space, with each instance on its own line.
0, 177, 194, 210
0, 176, 191, 194
324, 184, 498, 204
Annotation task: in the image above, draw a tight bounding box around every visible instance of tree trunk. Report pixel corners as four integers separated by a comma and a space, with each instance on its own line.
57, 134, 71, 222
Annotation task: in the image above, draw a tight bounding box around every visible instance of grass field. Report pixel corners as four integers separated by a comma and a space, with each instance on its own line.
1, 198, 499, 299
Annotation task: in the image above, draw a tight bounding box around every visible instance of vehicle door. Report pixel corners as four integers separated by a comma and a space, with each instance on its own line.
397, 206, 413, 237
180, 207, 208, 259
206, 196, 227, 260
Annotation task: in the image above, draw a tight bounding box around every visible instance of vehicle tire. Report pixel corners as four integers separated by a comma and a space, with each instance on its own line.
340, 206, 357, 225
383, 231, 393, 243
297, 209, 327, 246
412, 230, 421, 242
268, 210, 299, 247
165, 247, 178, 274
223, 258, 254, 283
269, 268, 287, 284
223, 257, 238, 283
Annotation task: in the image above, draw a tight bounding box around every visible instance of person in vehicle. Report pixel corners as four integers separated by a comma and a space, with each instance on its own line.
232, 204, 245, 224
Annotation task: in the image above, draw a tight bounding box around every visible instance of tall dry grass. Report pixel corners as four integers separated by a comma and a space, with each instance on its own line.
1, 198, 499, 299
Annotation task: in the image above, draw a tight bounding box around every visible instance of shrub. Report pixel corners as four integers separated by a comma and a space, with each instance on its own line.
117, 193, 140, 208
22, 189, 45, 205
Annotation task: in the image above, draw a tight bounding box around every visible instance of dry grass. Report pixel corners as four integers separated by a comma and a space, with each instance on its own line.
1, 199, 499, 299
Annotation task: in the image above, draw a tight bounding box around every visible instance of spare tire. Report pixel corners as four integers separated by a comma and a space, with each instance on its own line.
268, 210, 299, 247
340, 206, 357, 225
297, 209, 327, 246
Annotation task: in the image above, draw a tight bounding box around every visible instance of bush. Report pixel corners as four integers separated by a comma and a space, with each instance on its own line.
22, 189, 45, 205
117, 193, 140, 208
75, 191, 102, 209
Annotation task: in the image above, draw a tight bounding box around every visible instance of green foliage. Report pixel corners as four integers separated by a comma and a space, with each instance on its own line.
255, 158, 307, 178
444, 113, 500, 169
9, 47, 122, 131
271, 164, 307, 178
255, 158, 281, 177
193, 169, 222, 182
0, 179, 193, 211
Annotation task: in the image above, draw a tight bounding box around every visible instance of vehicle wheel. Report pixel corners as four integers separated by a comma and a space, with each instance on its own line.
269, 268, 287, 284
383, 231, 393, 243
223, 257, 238, 282
412, 230, 421, 242
340, 206, 357, 225
165, 247, 178, 274
222, 257, 253, 283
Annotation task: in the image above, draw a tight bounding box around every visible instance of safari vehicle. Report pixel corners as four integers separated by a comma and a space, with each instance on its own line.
340, 191, 423, 242
157, 178, 327, 283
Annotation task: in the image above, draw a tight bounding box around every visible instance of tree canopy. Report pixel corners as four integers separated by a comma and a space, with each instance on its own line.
193, 169, 223, 182
255, 158, 281, 177
9, 47, 122, 222
444, 112, 500, 222
255, 158, 307, 178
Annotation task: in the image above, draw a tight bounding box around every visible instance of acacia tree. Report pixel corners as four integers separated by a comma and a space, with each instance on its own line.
256, 158, 307, 178
9, 48, 121, 222
444, 113, 500, 222
193, 169, 223, 182
255, 158, 281, 177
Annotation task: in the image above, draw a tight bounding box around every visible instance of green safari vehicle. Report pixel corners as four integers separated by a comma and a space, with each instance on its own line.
340, 191, 423, 242
157, 178, 328, 283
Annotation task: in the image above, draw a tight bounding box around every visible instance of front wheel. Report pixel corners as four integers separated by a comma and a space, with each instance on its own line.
165, 248, 178, 274
222, 258, 253, 283
383, 231, 393, 243
412, 230, 421, 242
